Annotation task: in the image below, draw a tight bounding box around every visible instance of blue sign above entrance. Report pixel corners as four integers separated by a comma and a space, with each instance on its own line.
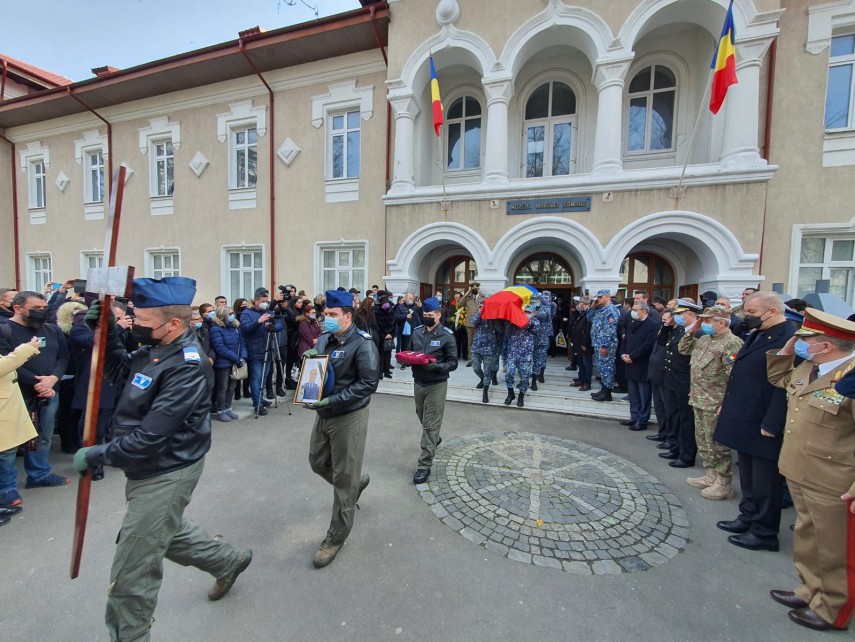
506, 196, 592, 215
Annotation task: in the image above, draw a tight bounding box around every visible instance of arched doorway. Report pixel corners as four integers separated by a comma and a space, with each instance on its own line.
513, 252, 576, 305
434, 255, 478, 300
619, 252, 675, 301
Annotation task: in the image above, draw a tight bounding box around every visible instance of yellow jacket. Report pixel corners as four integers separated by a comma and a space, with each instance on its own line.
0, 342, 39, 452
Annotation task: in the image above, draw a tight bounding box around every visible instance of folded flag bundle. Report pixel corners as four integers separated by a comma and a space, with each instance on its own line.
395, 351, 437, 366
481, 284, 539, 329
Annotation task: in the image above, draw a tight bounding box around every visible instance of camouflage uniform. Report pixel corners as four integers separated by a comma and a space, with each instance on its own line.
678, 330, 744, 479
470, 312, 501, 388
504, 316, 539, 393
587, 302, 619, 389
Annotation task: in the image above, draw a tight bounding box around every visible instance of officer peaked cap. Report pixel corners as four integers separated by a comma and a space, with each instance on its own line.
132, 276, 196, 308
795, 307, 855, 339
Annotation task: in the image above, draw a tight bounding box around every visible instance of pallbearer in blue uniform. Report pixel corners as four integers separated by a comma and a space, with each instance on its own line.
587, 289, 619, 401
74, 276, 252, 642
504, 304, 539, 408
470, 299, 502, 403
409, 296, 458, 484
532, 292, 552, 391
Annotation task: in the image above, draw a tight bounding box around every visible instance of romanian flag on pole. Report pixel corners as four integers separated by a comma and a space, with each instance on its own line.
709, 0, 738, 114
430, 55, 443, 136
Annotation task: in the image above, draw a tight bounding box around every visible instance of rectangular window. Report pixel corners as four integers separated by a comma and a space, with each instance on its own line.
29, 159, 46, 209
153, 140, 175, 196
28, 255, 52, 291
320, 245, 366, 292
85, 150, 105, 203
797, 235, 855, 302
82, 252, 104, 274
226, 249, 264, 302
329, 111, 360, 179
233, 127, 257, 189
826, 34, 855, 130
148, 251, 180, 279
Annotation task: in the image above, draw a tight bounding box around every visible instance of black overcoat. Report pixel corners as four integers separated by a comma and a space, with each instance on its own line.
624, 315, 658, 381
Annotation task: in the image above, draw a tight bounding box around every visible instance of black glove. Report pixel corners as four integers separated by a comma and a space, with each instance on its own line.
236, 359, 246, 368
84, 301, 116, 332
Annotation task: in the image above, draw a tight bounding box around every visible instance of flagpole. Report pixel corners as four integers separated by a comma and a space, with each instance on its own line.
672, 68, 714, 200
438, 129, 449, 211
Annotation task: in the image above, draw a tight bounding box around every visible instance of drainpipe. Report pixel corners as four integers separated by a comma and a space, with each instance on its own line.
1, 59, 7, 101
238, 37, 276, 293
65, 87, 113, 219
758, 38, 777, 275
0, 132, 21, 289
369, 3, 391, 273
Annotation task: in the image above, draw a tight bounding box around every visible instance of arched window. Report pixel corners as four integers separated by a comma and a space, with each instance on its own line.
626, 65, 676, 153
514, 253, 574, 287
619, 252, 675, 301
435, 255, 478, 299
446, 97, 482, 170
524, 81, 576, 177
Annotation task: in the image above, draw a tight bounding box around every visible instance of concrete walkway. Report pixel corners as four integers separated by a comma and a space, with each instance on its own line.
1, 394, 833, 641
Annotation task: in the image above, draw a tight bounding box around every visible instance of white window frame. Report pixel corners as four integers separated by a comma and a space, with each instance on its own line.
311, 81, 374, 203
84, 149, 106, 204
217, 101, 266, 210
328, 110, 361, 181
443, 89, 484, 176
26, 253, 52, 292
80, 251, 104, 277
790, 221, 855, 303
826, 32, 855, 131
29, 158, 47, 210
152, 140, 175, 197
74, 130, 108, 220
222, 245, 266, 302
19, 142, 50, 221
315, 240, 368, 295
625, 64, 678, 155
232, 126, 258, 189
145, 248, 181, 280
138, 116, 181, 215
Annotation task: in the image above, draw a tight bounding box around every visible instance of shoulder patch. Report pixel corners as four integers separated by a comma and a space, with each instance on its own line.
183, 347, 201, 363
443, 327, 454, 335
357, 330, 372, 340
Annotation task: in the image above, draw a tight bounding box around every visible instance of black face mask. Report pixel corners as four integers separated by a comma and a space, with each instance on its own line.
24, 308, 47, 329
743, 313, 765, 330
131, 320, 169, 347
425, 317, 439, 329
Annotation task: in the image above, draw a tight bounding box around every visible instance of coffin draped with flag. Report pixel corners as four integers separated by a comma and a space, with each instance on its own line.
481, 284, 539, 329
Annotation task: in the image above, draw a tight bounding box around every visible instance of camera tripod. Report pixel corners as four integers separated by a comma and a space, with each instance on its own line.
254, 325, 292, 418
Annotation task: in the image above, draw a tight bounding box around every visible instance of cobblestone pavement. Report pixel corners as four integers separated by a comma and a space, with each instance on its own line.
418, 431, 688, 575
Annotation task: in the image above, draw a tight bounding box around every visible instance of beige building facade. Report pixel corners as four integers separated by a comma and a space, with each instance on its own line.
1, 0, 854, 308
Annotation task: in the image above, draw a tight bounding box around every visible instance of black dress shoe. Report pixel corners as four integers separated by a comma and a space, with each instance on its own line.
770, 590, 809, 610
658, 452, 678, 460
619, 419, 635, 426
0, 514, 9, 527
628, 423, 648, 431
656, 441, 674, 450
716, 518, 750, 534
413, 468, 431, 484
728, 533, 779, 551
669, 459, 695, 468
0, 505, 22, 516
476, 382, 484, 389
788, 607, 841, 631
646, 434, 666, 442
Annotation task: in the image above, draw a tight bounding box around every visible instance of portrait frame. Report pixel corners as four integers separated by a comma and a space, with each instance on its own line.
294, 354, 330, 405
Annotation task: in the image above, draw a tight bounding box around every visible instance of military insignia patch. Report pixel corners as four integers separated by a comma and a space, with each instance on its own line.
725, 353, 737, 363
813, 388, 844, 406
331, 350, 345, 359
131, 373, 153, 390
182, 347, 201, 363
430, 340, 441, 347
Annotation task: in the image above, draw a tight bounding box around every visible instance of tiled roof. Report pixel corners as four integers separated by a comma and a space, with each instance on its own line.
0, 53, 73, 87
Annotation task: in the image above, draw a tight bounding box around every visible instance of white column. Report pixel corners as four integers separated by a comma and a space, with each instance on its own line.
592, 59, 632, 176
482, 78, 513, 185
388, 94, 420, 194
719, 38, 773, 169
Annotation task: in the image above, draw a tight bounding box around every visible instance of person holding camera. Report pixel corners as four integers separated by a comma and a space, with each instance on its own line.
278, 287, 299, 391
209, 306, 247, 423
240, 289, 284, 416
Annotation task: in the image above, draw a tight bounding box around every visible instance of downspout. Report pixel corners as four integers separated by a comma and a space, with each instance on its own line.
369, 4, 391, 275
1, 59, 7, 101
65, 87, 113, 218
758, 38, 777, 275
0, 132, 21, 289
238, 38, 276, 293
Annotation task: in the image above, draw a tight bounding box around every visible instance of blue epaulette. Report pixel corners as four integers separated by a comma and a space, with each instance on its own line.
443, 327, 453, 335
357, 329, 372, 340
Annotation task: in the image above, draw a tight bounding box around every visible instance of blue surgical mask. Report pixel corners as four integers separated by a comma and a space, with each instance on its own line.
700, 322, 715, 335
673, 315, 686, 327
323, 316, 340, 334
228, 314, 236, 323
794, 338, 817, 361
194, 322, 203, 330
207, 311, 215, 320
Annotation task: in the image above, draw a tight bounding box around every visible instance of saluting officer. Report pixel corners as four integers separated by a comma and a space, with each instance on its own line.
409, 296, 458, 484
303, 290, 379, 568
766, 308, 855, 632
74, 277, 252, 642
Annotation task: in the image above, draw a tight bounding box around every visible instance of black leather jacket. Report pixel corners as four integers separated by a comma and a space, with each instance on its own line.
315, 323, 379, 419
409, 323, 458, 385
85, 330, 214, 480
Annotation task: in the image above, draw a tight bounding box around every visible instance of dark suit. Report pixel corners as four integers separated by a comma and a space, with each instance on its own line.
715, 320, 794, 538
648, 325, 672, 439
662, 326, 696, 463
624, 315, 658, 425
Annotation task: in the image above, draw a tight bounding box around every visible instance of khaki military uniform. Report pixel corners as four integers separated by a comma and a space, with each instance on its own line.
679, 331, 743, 478
767, 351, 855, 628
460, 291, 482, 358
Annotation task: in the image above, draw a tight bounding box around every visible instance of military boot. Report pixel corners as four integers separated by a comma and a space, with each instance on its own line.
530, 375, 538, 391
701, 473, 733, 501
312, 539, 344, 568
516, 392, 525, 408
476, 380, 484, 389
482, 385, 490, 403
491, 372, 498, 385
504, 388, 516, 405
538, 369, 545, 383
686, 469, 715, 489
591, 387, 612, 401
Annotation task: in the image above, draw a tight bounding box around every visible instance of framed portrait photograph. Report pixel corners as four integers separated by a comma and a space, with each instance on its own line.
294, 355, 330, 405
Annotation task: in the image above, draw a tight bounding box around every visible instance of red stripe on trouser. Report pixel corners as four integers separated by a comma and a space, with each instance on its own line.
834, 499, 855, 628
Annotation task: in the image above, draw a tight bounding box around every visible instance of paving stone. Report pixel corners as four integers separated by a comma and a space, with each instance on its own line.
592, 560, 623, 575
533, 556, 563, 569
507, 549, 532, 564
